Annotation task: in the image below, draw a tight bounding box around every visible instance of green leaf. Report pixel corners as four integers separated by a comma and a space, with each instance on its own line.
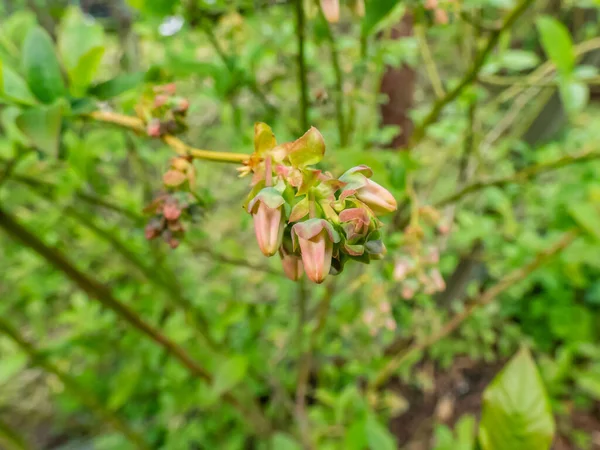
479, 348, 555, 450
21, 26, 67, 103
212, 355, 248, 397
575, 371, 600, 400
270, 433, 302, 450
108, 363, 142, 410
536, 17, 575, 76
58, 7, 105, 94
0, 63, 38, 105
344, 419, 369, 450
365, 414, 396, 450
288, 127, 326, 168
16, 101, 65, 155
558, 80, 589, 116
3, 10, 37, 51
88, 72, 144, 100
361, 0, 402, 36
498, 50, 540, 72
568, 202, 600, 241
1, 107, 30, 146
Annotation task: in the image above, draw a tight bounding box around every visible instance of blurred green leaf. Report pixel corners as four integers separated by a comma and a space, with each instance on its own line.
21, 26, 67, 103
536, 17, 575, 76
108, 363, 142, 410
88, 72, 144, 100
0, 63, 38, 106
479, 348, 555, 450
362, 0, 403, 36
575, 371, 600, 400
559, 80, 589, 116
2, 10, 37, 51
365, 414, 396, 450
212, 355, 248, 397
568, 202, 600, 241
16, 101, 65, 155
58, 7, 105, 95
498, 50, 540, 72
270, 433, 302, 450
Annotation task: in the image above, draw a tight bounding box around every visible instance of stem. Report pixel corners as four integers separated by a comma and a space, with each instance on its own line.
323, 19, 347, 146
88, 112, 251, 164
295, 0, 310, 132
435, 148, 600, 208
416, 24, 445, 99
409, 0, 534, 148
0, 207, 272, 436
0, 318, 151, 450
371, 230, 578, 390
295, 281, 336, 448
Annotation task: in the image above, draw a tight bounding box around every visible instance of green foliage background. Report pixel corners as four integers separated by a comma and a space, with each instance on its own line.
1, 0, 600, 449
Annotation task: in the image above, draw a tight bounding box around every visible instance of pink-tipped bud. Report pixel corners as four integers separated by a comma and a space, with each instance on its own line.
279, 247, 304, 281
248, 188, 286, 257
356, 179, 397, 215
291, 219, 340, 284
147, 119, 161, 137
320, 0, 340, 23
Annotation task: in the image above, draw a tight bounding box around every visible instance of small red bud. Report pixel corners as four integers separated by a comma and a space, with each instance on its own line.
163, 202, 182, 221
147, 119, 161, 137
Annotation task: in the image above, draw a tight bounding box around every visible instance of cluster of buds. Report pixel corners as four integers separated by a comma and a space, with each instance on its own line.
163, 156, 197, 190
136, 83, 189, 138
242, 123, 397, 284
424, 0, 456, 25
143, 192, 204, 248
392, 205, 451, 299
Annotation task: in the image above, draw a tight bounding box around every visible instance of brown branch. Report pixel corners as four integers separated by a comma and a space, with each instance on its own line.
434, 148, 600, 208
370, 229, 578, 390
409, 0, 534, 148
0, 207, 272, 436
0, 317, 150, 450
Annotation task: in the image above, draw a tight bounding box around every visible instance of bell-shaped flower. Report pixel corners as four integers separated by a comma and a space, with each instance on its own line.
339, 166, 397, 215
279, 246, 304, 281
291, 219, 340, 284
248, 188, 286, 257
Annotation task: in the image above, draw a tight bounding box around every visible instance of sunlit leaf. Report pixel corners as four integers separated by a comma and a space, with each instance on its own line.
16, 101, 65, 155
21, 26, 67, 103
288, 127, 325, 168
536, 17, 575, 76
0, 63, 38, 106
212, 355, 248, 397
479, 348, 555, 450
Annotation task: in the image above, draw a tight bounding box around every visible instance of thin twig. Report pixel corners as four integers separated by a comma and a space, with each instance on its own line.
295, 281, 337, 448
409, 0, 534, 148
0, 318, 151, 450
88, 112, 251, 164
323, 18, 347, 146
434, 148, 600, 208
295, 0, 310, 132
415, 25, 445, 99
0, 208, 272, 436
371, 229, 579, 390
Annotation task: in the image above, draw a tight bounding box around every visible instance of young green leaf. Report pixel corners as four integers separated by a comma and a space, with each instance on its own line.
212, 355, 248, 397
270, 433, 303, 450
58, 7, 105, 94
16, 101, 64, 155
479, 348, 555, 450
568, 202, 600, 241
88, 72, 145, 100
0, 63, 38, 106
21, 26, 67, 103
536, 17, 575, 76
365, 414, 396, 450
558, 80, 589, 116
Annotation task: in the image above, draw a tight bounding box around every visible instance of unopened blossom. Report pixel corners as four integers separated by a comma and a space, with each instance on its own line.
339, 166, 397, 215
291, 219, 340, 284
279, 247, 304, 281
248, 188, 286, 257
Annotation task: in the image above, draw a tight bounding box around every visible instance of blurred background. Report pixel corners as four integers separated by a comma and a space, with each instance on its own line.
1, 0, 600, 449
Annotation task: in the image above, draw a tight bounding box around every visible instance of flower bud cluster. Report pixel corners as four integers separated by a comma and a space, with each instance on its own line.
243, 123, 397, 284
144, 193, 204, 248
137, 83, 189, 138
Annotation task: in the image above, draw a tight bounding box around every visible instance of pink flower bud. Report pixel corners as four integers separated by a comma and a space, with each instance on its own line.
147, 119, 161, 137
320, 0, 340, 23
279, 247, 303, 281
291, 219, 340, 284
356, 179, 397, 215
248, 188, 286, 257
